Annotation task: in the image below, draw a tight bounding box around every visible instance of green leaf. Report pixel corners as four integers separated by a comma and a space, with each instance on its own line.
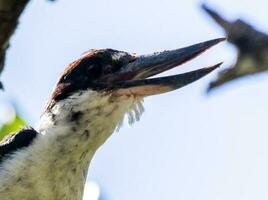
0, 114, 26, 140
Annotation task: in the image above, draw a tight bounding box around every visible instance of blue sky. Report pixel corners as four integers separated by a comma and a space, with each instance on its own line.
2, 0, 268, 199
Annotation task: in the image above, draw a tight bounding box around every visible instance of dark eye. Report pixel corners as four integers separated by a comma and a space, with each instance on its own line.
103, 64, 113, 74
86, 64, 102, 78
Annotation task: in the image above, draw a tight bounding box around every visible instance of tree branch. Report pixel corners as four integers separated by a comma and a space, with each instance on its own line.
202, 4, 268, 92
0, 0, 30, 88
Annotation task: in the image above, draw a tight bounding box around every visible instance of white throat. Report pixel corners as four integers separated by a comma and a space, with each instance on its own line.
0, 90, 144, 200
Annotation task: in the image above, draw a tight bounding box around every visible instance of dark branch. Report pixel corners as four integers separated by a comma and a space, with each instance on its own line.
0, 0, 31, 88
202, 4, 268, 92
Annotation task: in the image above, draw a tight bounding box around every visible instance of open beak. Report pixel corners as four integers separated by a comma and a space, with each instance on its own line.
98, 38, 225, 96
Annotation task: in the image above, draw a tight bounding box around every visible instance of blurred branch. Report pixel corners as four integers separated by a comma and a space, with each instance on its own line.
0, 0, 31, 88
202, 4, 268, 92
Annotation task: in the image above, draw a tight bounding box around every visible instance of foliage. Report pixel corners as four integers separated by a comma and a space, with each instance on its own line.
0, 114, 26, 140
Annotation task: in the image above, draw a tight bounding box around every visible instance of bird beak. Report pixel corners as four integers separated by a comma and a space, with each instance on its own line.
112, 63, 222, 96
99, 38, 225, 96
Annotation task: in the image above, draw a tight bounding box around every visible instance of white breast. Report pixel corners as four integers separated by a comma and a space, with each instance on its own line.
0, 90, 144, 200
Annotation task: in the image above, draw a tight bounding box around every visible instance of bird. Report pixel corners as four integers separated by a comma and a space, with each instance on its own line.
202, 4, 268, 91
0, 38, 224, 200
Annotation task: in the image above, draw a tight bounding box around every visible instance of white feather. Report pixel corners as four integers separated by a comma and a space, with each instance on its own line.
0, 90, 144, 200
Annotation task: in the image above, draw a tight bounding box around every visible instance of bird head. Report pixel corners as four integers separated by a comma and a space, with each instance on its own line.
46, 38, 224, 113
37, 38, 225, 151
43, 38, 224, 130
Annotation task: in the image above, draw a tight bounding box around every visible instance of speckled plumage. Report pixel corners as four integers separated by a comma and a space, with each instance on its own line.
0, 90, 144, 200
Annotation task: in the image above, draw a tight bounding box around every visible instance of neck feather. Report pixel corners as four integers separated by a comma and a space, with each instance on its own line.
0, 90, 144, 200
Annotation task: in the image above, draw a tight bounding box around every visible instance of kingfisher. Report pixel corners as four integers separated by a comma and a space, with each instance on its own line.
202, 4, 268, 91
0, 38, 224, 200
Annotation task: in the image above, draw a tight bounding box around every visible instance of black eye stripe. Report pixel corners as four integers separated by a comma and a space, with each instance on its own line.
86, 64, 102, 77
